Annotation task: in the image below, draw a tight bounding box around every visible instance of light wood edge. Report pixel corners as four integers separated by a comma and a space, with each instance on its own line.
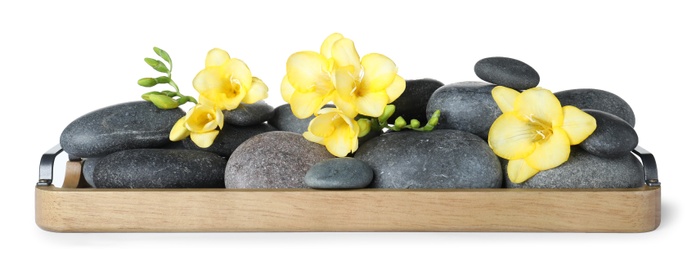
35, 185, 660, 233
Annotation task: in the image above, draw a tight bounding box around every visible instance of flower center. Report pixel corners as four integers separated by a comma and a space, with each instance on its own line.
525, 114, 553, 142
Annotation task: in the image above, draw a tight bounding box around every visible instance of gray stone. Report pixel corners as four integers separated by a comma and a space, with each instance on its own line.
391, 78, 444, 124
425, 81, 500, 139
93, 149, 226, 188
224, 101, 274, 126
183, 123, 276, 157
225, 131, 335, 188
505, 147, 644, 188
60, 101, 185, 158
474, 57, 540, 90
580, 109, 638, 158
268, 104, 334, 134
304, 158, 374, 189
555, 88, 635, 126
82, 158, 99, 188
355, 130, 502, 189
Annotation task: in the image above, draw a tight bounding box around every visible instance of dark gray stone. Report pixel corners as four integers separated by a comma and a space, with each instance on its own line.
505, 147, 644, 188
425, 81, 500, 139
390, 78, 443, 124
93, 149, 226, 188
355, 130, 502, 189
60, 101, 185, 158
555, 88, 635, 127
268, 104, 334, 134
225, 131, 335, 188
82, 158, 100, 188
304, 158, 374, 189
580, 109, 638, 158
474, 57, 539, 90
183, 123, 277, 157
224, 101, 274, 126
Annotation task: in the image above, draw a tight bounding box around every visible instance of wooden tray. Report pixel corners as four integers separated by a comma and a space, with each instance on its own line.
35, 145, 661, 233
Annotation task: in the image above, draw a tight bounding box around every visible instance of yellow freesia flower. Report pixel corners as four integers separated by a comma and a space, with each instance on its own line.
488, 86, 596, 183
169, 104, 224, 148
303, 108, 360, 157
281, 33, 405, 119
193, 48, 268, 110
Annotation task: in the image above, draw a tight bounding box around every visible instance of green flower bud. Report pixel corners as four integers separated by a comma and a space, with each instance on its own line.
141, 91, 161, 101
155, 76, 171, 84
177, 96, 190, 105
148, 93, 179, 109
428, 110, 440, 127
153, 47, 172, 65
161, 90, 177, 97
137, 78, 157, 87
410, 119, 421, 128
378, 105, 396, 124
357, 118, 371, 137
144, 58, 169, 73
394, 116, 407, 129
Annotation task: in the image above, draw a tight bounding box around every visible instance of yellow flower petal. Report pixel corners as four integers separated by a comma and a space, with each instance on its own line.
360, 53, 398, 91
488, 113, 537, 160
514, 87, 563, 127
243, 77, 268, 104
561, 106, 597, 145
225, 58, 253, 89
216, 108, 224, 130
280, 75, 295, 102
386, 75, 406, 103
308, 111, 337, 137
193, 67, 223, 93
185, 104, 219, 132
290, 90, 325, 119
303, 131, 324, 144
507, 159, 540, 183
325, 126, 354, 157
190, 131, 219, 148
334, 68, 356, 102
331, 38, 361, 75
286, 51, 331, 92
169, 117, 190, 141
334, 94, 358, 119
492, 86, 520, 113
205, 48, 230, 67
525, 127, 570, 170
320, 33, 344, 59
355, 91, 389, 117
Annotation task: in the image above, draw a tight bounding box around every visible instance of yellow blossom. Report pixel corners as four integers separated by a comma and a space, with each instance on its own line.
281, 33, 405, 119
303, 108, 360, 157
193, 48, 268, 110
169, 104, 224, 148
488, 86, 596, 183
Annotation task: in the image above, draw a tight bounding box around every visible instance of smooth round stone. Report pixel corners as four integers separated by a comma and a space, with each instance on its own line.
390, 78, 443, 124
555, 88, 635, 126
60, 101, 185, 158
224, 101, 274, 126
505, 147, 644, 188
580, 109, 638, 158
183, 123, 276, 157
93, 149, 226, 188
225, 131, 335, 188
304, 158, 374, 189
355, 130, 502, 189
474, 57, 540, 90
81, 158, 99, 188
268, 104, 334, 134
425, 81, 499, 139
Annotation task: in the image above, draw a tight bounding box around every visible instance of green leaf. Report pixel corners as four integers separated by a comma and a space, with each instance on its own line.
187, 96, 198, 104
153, 47, 172, 65
155, 76, 171, 84
144, 58, 169, 73
137, 78, 157, 87
148, 93, 179, 109
177, 96, 189, 105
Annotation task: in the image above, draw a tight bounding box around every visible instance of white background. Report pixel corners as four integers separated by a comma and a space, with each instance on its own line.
1, 0, 684, 259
